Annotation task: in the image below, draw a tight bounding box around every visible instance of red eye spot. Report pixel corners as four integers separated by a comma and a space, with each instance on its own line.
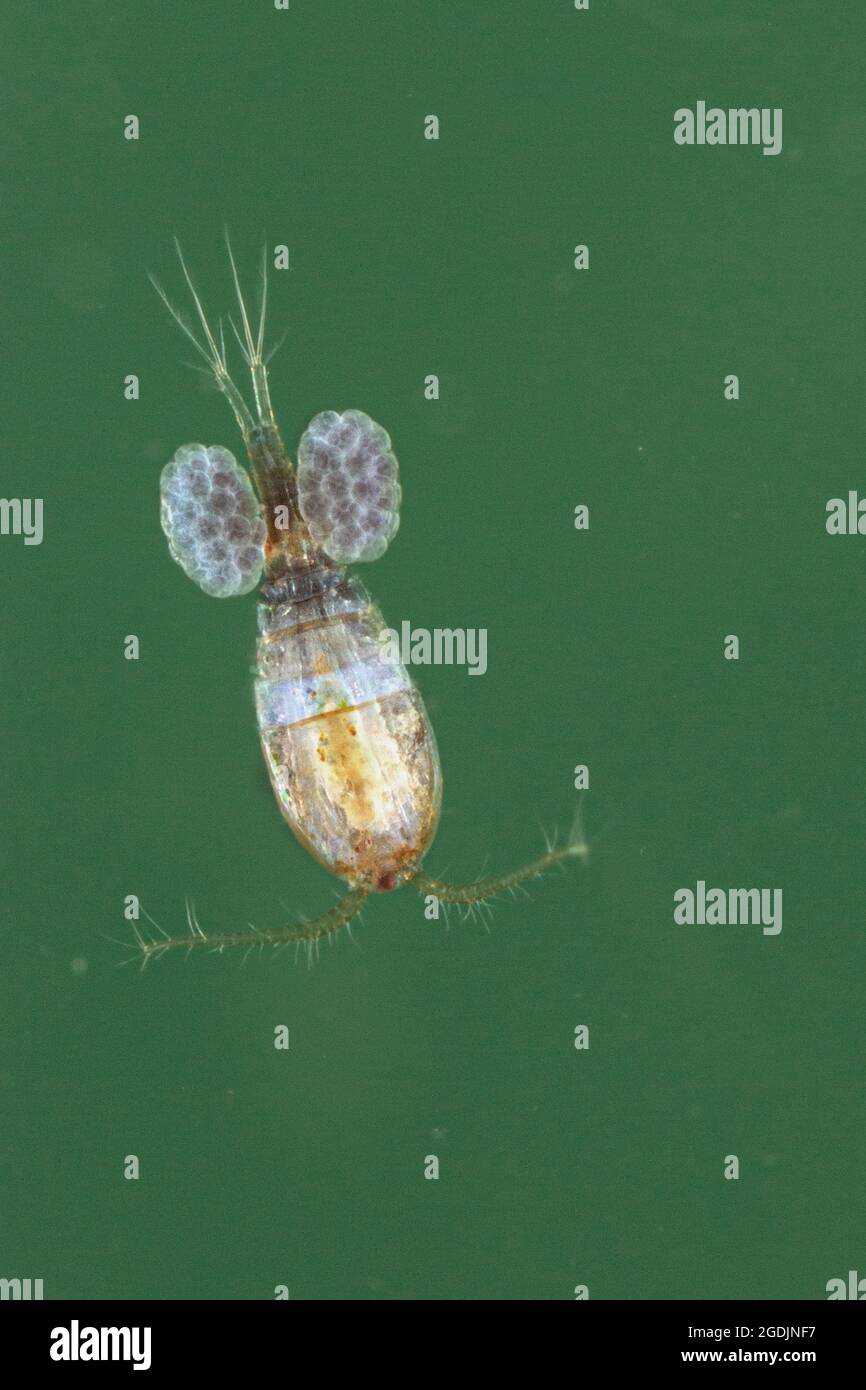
377, 871, 398, 892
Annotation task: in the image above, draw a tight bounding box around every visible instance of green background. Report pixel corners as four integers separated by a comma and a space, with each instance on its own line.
1, 0, 864, 1301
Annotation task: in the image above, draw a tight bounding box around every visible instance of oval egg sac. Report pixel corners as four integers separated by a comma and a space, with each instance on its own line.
159, 443, 267, 597
296, 409, 401, 564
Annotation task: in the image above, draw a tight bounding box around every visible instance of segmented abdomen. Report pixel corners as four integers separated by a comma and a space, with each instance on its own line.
254, 573, 442, 889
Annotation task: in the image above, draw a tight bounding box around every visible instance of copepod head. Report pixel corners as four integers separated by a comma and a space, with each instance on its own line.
296, 410, 401, 565
160, 444, 267, 597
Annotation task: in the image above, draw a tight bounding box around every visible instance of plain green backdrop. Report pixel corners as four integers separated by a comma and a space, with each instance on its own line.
1, 1, 864, 1300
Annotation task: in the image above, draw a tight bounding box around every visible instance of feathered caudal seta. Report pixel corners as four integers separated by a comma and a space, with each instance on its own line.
143, 234, 587, 959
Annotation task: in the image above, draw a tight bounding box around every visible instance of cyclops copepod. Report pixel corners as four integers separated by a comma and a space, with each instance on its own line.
147, 237, 586, 957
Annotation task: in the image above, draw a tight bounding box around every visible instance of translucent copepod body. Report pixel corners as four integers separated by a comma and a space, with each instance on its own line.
255, 564, 442, 891
149, 237, 585, 958
242, 410, 442, 893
